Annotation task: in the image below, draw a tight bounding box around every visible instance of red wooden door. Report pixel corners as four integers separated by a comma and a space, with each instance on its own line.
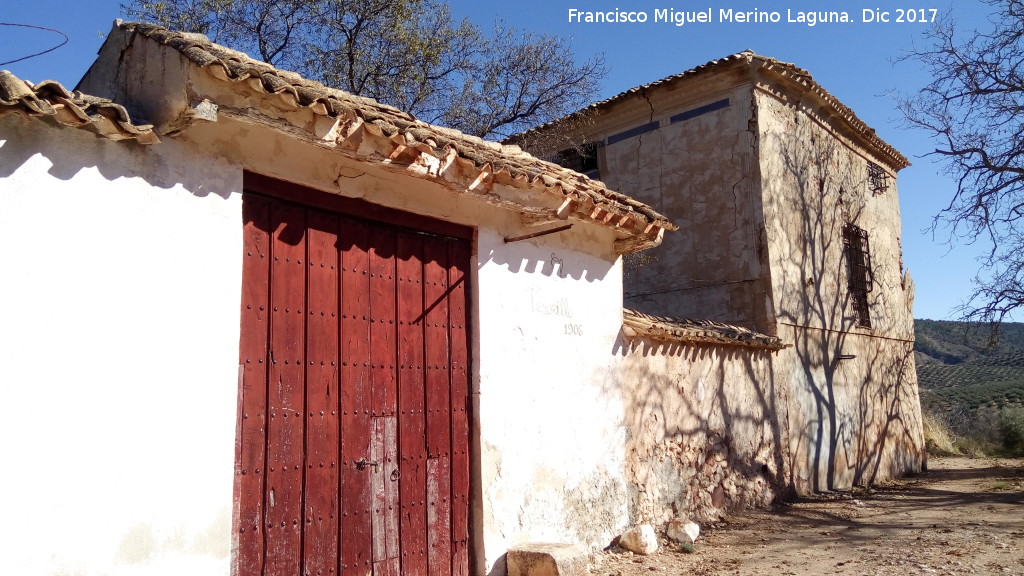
235, 188, 470, 576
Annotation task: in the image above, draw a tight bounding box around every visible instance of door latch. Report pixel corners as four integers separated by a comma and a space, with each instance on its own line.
355, 458, 379, 471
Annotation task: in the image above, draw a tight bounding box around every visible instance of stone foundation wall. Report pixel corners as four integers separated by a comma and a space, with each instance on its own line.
618, 338, 789, 523
618, 330, 924, 523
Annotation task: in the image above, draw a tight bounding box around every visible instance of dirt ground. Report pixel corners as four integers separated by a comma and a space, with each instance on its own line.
591, 457, 1024, 576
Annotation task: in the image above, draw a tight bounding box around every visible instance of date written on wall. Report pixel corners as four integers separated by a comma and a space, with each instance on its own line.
531, 296, 584, 336
529, 278, 584, 337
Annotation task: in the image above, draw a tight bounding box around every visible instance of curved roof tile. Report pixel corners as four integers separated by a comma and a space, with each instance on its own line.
0, 70, 158, 144
623, 308, 789, 350
116, 22, 673, 239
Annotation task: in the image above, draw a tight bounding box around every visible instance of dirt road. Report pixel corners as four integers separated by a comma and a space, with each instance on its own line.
592, 457, 1024, 575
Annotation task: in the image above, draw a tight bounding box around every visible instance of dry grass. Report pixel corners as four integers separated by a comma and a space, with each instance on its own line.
922, 409, 959, 456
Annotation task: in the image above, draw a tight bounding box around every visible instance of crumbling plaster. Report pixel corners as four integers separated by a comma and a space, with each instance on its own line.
519, 57, 925, 514
618, 340, 786, 524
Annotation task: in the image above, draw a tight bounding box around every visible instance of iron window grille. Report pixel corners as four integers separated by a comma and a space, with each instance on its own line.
868, 162, 889, 195
843, 223, 874, 328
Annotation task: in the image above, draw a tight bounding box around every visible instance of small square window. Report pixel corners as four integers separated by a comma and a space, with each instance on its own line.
868, 162, 889, 195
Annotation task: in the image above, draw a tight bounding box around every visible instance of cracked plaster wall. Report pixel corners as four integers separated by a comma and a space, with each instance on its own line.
597, 80, 771, 332
531, 69, 924, 522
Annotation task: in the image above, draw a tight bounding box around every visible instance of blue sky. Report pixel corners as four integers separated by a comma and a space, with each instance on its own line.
0, 0, 1005, 321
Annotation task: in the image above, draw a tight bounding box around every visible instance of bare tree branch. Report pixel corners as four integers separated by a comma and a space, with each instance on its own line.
124, 0, 605, 139
899, 0, 1024, 323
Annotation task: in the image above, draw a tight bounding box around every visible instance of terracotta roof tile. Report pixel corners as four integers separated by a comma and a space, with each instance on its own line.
114, 22, 672, 244
0, 70, 159, 144
515, 50, 909, 172
622, 308, 789, 350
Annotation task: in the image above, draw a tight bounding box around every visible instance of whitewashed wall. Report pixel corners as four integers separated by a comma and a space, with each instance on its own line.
0, 115, 242, 576
474, 228, 629, 574
2, 109, 639, 575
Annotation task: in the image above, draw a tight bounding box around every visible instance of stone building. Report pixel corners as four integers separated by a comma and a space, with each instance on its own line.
0, 24, 923, 576
0, 21, 678, 576
516, 51, 925, 510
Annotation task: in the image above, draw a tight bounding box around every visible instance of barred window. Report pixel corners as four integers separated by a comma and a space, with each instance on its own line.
868, 162, 889, 195
843, 223, 874, 328
554, 142, 600, 180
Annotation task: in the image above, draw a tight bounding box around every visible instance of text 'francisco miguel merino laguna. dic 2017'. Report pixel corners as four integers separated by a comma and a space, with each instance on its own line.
566, 8, 939, 26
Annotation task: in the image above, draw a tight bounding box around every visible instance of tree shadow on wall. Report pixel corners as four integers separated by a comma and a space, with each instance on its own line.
612, 334, 792, 523
773, 117, 922, 492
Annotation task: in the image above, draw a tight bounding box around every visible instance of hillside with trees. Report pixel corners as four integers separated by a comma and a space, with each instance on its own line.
915, 319, 1024, 455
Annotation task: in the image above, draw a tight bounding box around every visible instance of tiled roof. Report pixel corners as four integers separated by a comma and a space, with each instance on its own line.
0, 70, 158, 144
622, 308, 788, 350
514, 50, 909, 172
111, 22, 675, 246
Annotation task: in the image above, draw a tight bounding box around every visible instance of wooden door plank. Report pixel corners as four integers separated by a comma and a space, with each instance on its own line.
236, 194, 272, 576
369, 226, 401, 576
397, 231, 427, 576
427, 456, 453, 576
424, 238, 453, 576
303, 210, 341, 576
265, 202, 308, 576
371, 415, 400, 576
423, 239, 452, 460
340, 217, 373, 576
447, 241, 471, 576
369, 226, 398, 419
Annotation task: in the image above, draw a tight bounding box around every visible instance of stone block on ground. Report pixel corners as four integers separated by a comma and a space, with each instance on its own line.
619, 524, 659, 555
667, 519, 700, 545
507, 542, 588, 576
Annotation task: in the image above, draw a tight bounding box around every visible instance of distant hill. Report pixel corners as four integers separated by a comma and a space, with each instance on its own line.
915, 320, 1024, 412
915, 319, 1024, 365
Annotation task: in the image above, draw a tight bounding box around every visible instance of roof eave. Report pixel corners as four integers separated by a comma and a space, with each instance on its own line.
104, 21, 675, 249
511, 50, 910, 173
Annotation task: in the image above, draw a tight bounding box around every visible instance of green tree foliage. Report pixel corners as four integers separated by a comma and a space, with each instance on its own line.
124, 0, 605, 139
900, 0, 1024, 323
998, 405, 1024, 454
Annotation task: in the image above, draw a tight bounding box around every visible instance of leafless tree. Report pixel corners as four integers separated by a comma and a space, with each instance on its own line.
899, 0, 1024, 323
124, 0, 605, 139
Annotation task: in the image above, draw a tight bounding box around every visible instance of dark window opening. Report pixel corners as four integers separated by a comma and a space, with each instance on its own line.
554, 142, 600, 180
843, 223, 874, 328
868, 162, 889, 195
